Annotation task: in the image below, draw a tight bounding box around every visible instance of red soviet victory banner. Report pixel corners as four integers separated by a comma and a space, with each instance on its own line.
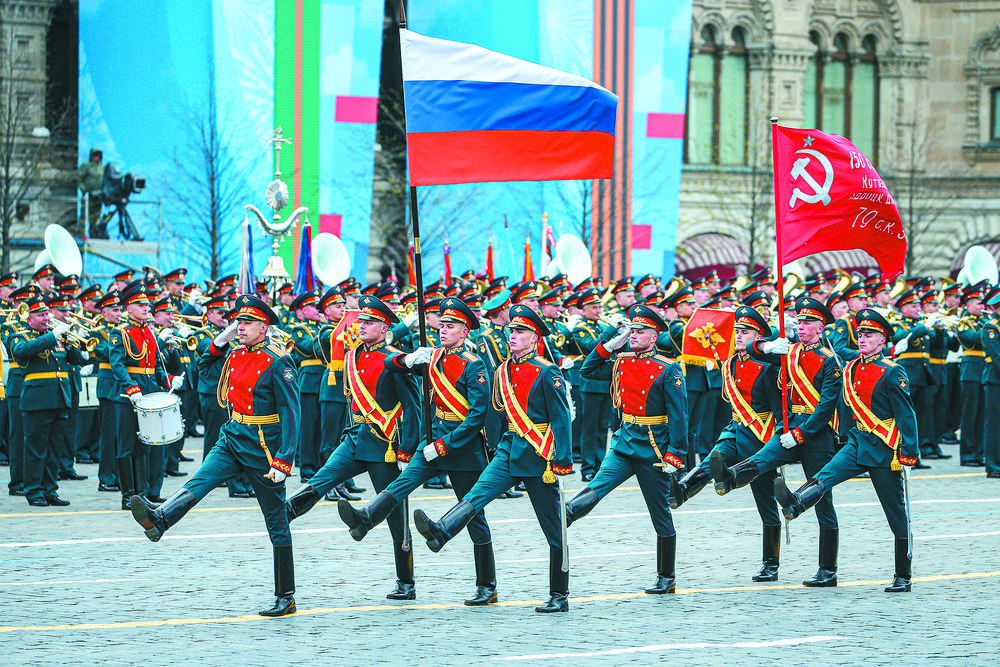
772, 124, 907, 281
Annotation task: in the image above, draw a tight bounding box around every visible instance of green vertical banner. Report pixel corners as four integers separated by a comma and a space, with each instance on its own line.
275, 0, 322, 283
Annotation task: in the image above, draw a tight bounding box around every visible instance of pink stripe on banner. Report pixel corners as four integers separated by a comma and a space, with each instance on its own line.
319, 214, 342, 236
335, 96, 378, 123
646, 113, 685, 139
632, 224, 651, 250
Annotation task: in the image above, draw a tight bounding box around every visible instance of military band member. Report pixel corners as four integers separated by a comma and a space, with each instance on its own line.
150, 298, 189, 495
11, 295, 87, 506
958, 285, 987, 467
891, 289, 941, 465
982, 292, 1000, 479
287, 289, 325, 482
572, 288, 618, 481
413, 304, 573, 612
0, 272, 18, 468
339, 298, 498, 605
44, 293, 89, 484
604, 277, 636, 319
285, 296, 421, 601
130, 294, 301, 617
564, 304, 687, 594
275, 283, 294, 328
4, 285, 41, 497
668, 306, 784, 581
110, 281, 184, 510
829, 282, 869, 363
32, 263, 58, 294
90, 290, 123, 492
775, 309, 917, 593
163, 268, 187, 312
665, 288, 709, 468
712, 297, 842, 586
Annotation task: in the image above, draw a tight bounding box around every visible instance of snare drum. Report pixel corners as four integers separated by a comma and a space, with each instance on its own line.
134, 392, 184, 445
80, 376, 99, 408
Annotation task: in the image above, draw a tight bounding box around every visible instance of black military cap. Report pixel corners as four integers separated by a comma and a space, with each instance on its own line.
795, 296, 834, 324
358, 295, 399, 325
626, 304, 668, 332
231, 294, 280, 325
439, 297, 480, 330
10, 285, 40, 302
510, 281, 538, 304
78, 284, 103, 302
120, 280, 150, 307
742, 290, 771, 309
612, 277, 635, 294
375, 281, 400, 302
0, 271, 17, 287
733, 305, 771, 336
289, 289, 320, 311
319, 287, 345, 310
163, 268, 187, 283
855, 308, 893, 338
507, 303, 550, 337
666, 287, 695, 309
32, 263, 57, 281
634, 273, 656, 292
894, 289, 921, 310
97, 290, 121, 310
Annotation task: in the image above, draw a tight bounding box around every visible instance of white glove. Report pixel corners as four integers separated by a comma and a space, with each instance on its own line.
405, 346, 434, 368
79, 350, 90, 361
780, 432, 797, 449
397, 460, 408, 472
170, 373, 185, 391
423, 442, 440, 462
127, 391, 143, 405
923, 313, 939, 329
559, 356, 575, 370
893, 336, 909, 356
79, 364, 94, 377
610, 313, 630, 329
603, 328, 631, 352
175, 325, 194, 338
214, 321, 239, 347
660, 462, 678, 474
51, 322, 71, 338
761, 337, 790, 355
266, 467, 286, 483
158, 328, 174, 341
402, 312, 418, 328
566, 314, 582, 331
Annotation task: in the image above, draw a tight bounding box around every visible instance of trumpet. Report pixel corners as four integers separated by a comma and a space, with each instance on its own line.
0, 302, 29, 320
58, 327, 98, 352
162, 333, 199, 351
67, 311, 101, 327
268, 326, 296, 351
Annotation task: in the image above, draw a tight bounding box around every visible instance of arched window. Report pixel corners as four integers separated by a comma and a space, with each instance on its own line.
805, 31, 880, 163
685, 24, 750, 165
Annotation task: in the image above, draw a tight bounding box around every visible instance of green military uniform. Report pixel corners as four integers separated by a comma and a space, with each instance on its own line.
572, 315, 615, 479
289, 315, 323, 480
11, 322, 86, 504
980, 307, 1000, 477
476, 323, 510, 451
957, 311, 986, 465
892, 311, 933, 459
3, 314, 27, 495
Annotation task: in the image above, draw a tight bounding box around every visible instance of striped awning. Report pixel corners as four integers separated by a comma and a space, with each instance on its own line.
675, 233, 748, 273
801, 249, 878, 274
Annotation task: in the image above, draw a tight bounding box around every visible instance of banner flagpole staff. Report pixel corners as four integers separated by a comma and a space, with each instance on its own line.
770, 116, 792, 545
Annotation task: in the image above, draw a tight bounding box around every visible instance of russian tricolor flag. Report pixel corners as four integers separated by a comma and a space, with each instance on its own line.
400, 29, 618, 187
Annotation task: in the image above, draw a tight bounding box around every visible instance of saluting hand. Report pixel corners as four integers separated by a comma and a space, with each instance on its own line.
603, 328, 630, 353
214, 321, 239, 347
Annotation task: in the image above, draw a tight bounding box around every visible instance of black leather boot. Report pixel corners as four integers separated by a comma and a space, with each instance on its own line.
535, 546, 569, 612
130, 488, 197, 542
803, 528, 839, 587
285, 485, 323, 522
132, 454, 147, 500
330, 484, 360, 501
338, 491, 397, 541
885, 538, 912, 592
118, 456, 135, 511
774, 477, 826, 521
413, 501, 476, 553
386, 542, 416, 600
752, 524, 782, 582
711, 452, 759, 495
668, 467, 710, 509
565, 486, 600, 527
645, 534, 676, 594
465, 541, 498, 606
259, 545, 296, 616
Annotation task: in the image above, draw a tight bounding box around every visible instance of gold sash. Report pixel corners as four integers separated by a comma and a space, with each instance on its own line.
721, 358, 775, 442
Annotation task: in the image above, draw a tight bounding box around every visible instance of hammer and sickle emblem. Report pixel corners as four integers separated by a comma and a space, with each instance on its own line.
788, 148, 834, 208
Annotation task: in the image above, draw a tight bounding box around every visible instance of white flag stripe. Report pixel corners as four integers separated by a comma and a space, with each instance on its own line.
400, 29, 606, 91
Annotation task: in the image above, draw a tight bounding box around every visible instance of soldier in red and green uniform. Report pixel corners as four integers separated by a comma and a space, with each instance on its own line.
130, 294, 302, 617
565, 304, 687, 594
776, 308, 918, 593
338, 298, 498, 606
413, 305, 573, 613
285, 296, 421, 601
668, 306, 784, 581
287, 289, 325, 482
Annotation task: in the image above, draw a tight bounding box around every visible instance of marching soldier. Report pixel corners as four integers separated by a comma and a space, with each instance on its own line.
564, 304, 687, 594
665, 288, 710, 468
46, 293, 89, 483
11, 295, 87, 506
958, 284, 987, 467
91, 290, 122, 492
338, 298, 499, 606
712, 297, 842, 586
668, 306, 784, 581
151, 298, 189, 491
412, 304, 573, 613
982, 292, 1000, 479
163, 268, 187, 311
829, 282, 869, 362
775, 309, 917, 593
287, 289, 325, 482
285, 296, 421, 601
109, 281, 184, 510
72, 284, 104, 467
572, 288, 618, 481
130, 294, 301, 617
891, 289, 942, 464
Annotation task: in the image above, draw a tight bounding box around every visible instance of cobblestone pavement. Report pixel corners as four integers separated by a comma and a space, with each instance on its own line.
1, 439, 997, 665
